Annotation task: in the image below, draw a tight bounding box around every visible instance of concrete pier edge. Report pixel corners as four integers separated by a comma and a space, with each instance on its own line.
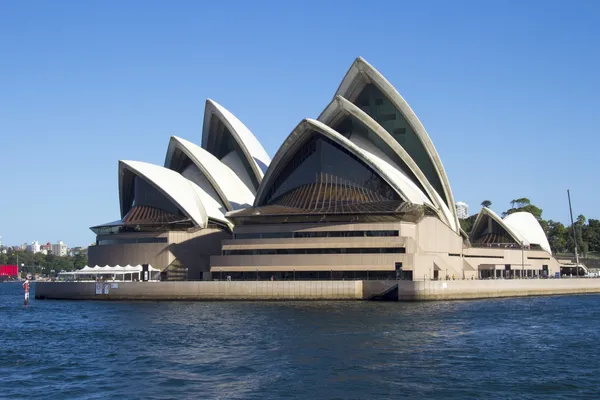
34, 279, 600, 301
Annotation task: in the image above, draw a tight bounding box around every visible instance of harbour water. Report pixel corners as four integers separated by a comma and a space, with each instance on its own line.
1, 282, 599, 399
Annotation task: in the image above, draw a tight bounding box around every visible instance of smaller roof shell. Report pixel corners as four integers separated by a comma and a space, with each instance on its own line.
469, 207, 528, 246
503, 212, 552, 254
201, 99, 271, 188
165, 136, 255, 211
118, 160, 230, 229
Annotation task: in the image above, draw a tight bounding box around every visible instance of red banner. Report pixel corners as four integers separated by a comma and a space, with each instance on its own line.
0, 265, 18, 276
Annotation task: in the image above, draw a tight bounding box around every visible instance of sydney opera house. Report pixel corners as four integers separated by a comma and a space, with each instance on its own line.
89, 57, 560, 281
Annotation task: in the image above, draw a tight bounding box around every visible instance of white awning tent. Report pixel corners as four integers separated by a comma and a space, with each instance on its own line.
58, 265, 161, 281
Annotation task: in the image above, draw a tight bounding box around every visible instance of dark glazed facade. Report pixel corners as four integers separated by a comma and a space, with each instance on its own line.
353, 84, 446, 205
263, 134, 400, 208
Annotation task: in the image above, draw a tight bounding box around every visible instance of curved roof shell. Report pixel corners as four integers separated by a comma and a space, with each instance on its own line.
503, 212, 552, 254
201, 99, 270, 192
318, 95, 457, 231
254, 118, 433, 208
165, 136, 255, 211
118, 160, 230, 229
335, 57, 458, 229
469, 207, 528, 246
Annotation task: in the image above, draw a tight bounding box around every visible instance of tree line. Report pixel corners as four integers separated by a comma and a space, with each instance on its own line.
0, 250, 88, 276
460, 198, 600, 256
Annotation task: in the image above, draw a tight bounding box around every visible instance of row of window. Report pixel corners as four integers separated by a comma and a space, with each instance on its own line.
463, 254, 503, 259
97, 237, 168, 245
235, 230, 399, 240
222, 247, 406, 255
212, 270, 413, 281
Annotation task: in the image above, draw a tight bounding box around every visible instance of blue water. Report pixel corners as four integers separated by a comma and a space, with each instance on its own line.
1, 283, 599, 399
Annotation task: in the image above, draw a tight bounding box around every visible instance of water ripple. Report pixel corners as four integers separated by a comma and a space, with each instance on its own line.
1, 283, 599, 399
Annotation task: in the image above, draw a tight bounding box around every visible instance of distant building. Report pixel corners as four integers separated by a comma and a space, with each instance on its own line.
69, 246, 87, 256
27, 241, 41, 254
52, 241, 68, 257
40, 242, 52, 253
456, 202, 469, 219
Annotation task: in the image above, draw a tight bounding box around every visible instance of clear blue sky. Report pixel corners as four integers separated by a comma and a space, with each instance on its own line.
1, 0, 598, 247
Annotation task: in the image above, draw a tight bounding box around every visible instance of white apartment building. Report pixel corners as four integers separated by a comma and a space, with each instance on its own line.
52, 241, 68, 257
455, 202, 469, 219
27, 241, 41, 254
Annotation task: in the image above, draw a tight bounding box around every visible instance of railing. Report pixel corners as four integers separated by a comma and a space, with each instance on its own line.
470, 242, 523, 249
470, 243, 544, 250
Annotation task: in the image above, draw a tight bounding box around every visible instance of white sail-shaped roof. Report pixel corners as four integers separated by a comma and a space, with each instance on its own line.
165, 136, 255, 211
318, 95, 457, 231
255, 118, 433, 207
118, 160, 230, 228
503, 212, 552, 254
469, 207, 527, 246
335, 57, 458, 229
201, 99, 271, 192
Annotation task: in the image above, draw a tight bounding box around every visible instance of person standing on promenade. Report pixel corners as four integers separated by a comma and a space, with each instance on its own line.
22, 277, 30, 305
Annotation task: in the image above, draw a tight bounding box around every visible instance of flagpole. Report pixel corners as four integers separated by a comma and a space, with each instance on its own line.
567, 189, 580, 276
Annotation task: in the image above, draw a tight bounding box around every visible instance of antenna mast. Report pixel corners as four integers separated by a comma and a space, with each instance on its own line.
567, 189, 580, 274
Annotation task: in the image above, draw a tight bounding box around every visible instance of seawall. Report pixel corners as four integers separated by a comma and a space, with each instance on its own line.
35, 281, 372, 301
398, 279, 600, 301
34, 279, 600, 301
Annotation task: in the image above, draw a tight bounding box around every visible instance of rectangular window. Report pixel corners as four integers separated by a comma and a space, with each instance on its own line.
464, 255, 503, 259
98, 237, 168, 245
215, 270, 397, 281
393, 128, 406, 135
381, 113, 397, 121
401, 270, 413, 280
223, 247, 406, 256
235, 230, 399, 239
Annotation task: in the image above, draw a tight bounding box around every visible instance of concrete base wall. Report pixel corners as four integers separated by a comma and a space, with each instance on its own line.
35, 279, 600, 301
398, 279, 600, 301
35, 281, 369, 301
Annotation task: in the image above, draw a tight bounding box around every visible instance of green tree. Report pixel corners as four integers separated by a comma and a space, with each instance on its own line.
503, 200, 543, 220
515, 198, 531, 207
585, 219, 600, 252
567, 219, 588, 257
1, 249, 86, 276
459, 214, 477, 234
73, 253, 88, 269
547, 220, 568, 253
